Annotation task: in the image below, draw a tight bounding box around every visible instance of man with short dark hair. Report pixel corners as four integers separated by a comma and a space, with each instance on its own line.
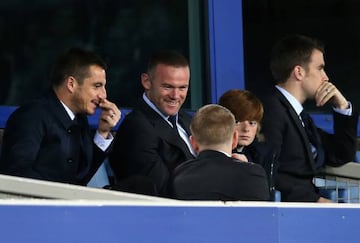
0, 48, 120, 185
262, 34, 358, 202
109, 50, 195, 196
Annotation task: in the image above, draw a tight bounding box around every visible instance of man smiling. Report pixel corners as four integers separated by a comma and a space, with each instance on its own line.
0, 48, 120, 185
109, 50, 195, 197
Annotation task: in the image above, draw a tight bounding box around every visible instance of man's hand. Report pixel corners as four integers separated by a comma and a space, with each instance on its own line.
315, 82, 348, 109
97, 97, 121, 139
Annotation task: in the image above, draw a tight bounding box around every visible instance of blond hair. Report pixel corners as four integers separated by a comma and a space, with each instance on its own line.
190, 104, 235, 146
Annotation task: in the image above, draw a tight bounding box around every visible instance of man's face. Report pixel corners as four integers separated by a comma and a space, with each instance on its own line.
302, 49, 329, 99
72, 65, 107, 115
142, 63, 190, 116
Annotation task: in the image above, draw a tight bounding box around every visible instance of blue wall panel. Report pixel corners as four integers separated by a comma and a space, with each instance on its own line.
0, 205, 279, 243
208, 0, 245, 103
0, 204, 360, 243
279, 207, 360, 243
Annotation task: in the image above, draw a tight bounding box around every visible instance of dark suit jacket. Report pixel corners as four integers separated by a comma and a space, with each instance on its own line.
233, 139, 277, 200
171, 150, 270, 201
109, 98, 194, 196
261, 88, 358, 202
0, 91, 107, 185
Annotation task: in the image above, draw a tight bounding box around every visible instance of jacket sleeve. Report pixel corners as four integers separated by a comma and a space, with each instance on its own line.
109, 114, 170, 194
320, 111, 359, 166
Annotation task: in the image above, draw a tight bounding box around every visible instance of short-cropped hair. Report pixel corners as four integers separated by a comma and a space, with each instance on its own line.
270, 34, 324, 83
146, 50, 189, 76
190, 104, 235, 146
50, 47, 106, 87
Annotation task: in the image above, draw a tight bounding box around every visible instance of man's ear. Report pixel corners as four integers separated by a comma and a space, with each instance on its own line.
231, 130, 239, 150
66, 76, 77, 93
141, 73, 151, 90
294, 65, 305, 80
189, 135, 199, 153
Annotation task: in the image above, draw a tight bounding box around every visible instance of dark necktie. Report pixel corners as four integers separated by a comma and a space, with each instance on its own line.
168, 115, 178, 131
300, 111, 325, 168
168, 115, 194, 158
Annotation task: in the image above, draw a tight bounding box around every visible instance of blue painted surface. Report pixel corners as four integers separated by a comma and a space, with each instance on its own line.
208, 0, 245, 103
0, 204, 359, 243
0, 106, 16, 129
279, 207, 360, 243
311, 113, 335, 134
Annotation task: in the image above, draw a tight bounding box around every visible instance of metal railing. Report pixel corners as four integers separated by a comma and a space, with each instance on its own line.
315, 162, 360, 203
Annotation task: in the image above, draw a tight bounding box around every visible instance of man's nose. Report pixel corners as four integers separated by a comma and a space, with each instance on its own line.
323, 72, 329, 81
171, 88, 180, 98
101, 87, 107, 99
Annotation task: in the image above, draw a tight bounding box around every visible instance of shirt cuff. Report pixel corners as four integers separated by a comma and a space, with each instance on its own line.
333, 102, 352, 116
94, 131, 113, 151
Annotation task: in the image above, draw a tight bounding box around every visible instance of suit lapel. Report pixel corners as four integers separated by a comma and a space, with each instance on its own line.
46, 91, 74, 130
138, 99, 193, 157
275, 89, 317, 170
178, 111, 192, 135
47, 91, 92, 169
154, 117, 192, 157
77, 114, 92, 164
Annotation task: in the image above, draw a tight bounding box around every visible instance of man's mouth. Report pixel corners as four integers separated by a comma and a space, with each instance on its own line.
92, 100, 100, 107
166, 100, 178, 107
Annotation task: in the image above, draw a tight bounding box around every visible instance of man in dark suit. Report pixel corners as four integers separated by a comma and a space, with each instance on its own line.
171, 104, 269, 201
262, 34, 358, 202
0, 48, 121, 185
109, 50, 195, 196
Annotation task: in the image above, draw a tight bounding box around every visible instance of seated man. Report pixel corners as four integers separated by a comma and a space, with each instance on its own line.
171, 104, 270, 201
0, 48, 120, 185
109, 50, 195, 197
262, 34, 358, 202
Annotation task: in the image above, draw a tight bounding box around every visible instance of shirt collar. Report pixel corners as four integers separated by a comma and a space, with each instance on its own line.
60, 100, 76, 120
142, 92, 177, 121
275, 85, 304, 115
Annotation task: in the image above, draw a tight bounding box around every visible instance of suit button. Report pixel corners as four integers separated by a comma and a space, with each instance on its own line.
67, 129, 72, 133
67, 158, 73, 163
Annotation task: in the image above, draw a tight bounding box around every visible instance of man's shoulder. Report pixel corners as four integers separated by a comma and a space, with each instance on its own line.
124, 99, 159, 120
183, 150, 247, 168
10, 96, 51, 119
120, 105, 158, 127
116, 104, 164, 136
261, 89, 283, 108
262, 93, 292, 122
174, 153, 266, 179
173, 154, 208, 174
4, 95, 58, 134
